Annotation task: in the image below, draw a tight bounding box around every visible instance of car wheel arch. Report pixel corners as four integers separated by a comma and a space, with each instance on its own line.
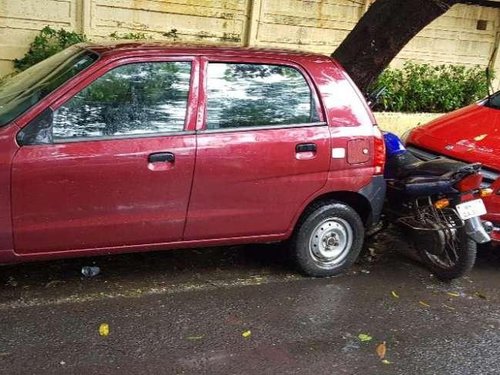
290, 191, 372, 237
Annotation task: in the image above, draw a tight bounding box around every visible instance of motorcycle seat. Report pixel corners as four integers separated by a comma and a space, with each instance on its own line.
386, 151, 479, 180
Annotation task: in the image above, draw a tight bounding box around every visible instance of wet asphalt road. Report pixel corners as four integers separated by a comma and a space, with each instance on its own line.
0, 230, 499, 375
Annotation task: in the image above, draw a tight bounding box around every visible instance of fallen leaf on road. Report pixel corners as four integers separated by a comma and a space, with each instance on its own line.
186, 335, 204, 341
419, 301, 430, 307
447, 292, 460, 297
382, 359, 392, 365
376, 342, 387, 359
358, 333, 373, 342
242, 330, 251, 338
99, 323, 110, 337
391, 291, 399, 299
474, 292, 487, 300
443, 304, 455, 310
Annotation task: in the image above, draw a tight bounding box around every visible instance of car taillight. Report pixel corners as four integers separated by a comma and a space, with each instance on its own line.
455, 173, 483, 192
373, 126, 385, 175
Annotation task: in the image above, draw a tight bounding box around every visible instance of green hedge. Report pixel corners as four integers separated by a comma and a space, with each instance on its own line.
371, 62, 490, 113
13, 26, 150, 73
13, 26, 87, 72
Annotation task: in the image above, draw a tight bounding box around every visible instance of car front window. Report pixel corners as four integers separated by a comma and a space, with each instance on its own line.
52, 61, 192, 140
0, 46, 99, 127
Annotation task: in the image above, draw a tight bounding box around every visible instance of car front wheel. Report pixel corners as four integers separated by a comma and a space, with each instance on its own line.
292, 201, 365, 277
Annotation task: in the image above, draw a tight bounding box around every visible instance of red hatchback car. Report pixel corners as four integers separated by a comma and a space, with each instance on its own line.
0, 42, 386, 276
405, 96, 500, 243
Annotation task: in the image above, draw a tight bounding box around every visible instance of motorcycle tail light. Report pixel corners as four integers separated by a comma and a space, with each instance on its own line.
479, 188, 493, 197
461, 193, 474, 202
434, 198, 450, 209
373, 126, 386, 175
455, 174, 483, 192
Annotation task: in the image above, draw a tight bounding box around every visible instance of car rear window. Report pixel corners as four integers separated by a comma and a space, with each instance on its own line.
206, 63, 320, 130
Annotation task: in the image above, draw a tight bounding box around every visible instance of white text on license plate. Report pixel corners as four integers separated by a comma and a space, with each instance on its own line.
456, 199, 487, 220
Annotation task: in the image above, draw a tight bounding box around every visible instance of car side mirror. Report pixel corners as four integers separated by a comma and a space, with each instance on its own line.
17, 108, 54, 146
366, 86, 387, 109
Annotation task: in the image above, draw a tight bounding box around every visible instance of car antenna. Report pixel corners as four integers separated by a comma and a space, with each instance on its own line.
485, 43, 497, 105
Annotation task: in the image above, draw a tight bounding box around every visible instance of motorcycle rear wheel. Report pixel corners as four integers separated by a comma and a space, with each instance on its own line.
417, 228, 476, 281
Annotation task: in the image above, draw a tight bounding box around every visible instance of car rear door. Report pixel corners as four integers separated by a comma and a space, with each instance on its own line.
184, 58, 330, 240
11, 57, 198, 254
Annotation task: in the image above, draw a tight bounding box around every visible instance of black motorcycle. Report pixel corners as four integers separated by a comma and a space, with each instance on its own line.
383, 132, 492, 280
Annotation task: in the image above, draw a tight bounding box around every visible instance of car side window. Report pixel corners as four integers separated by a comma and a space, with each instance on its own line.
52, 61, 191, 140
206, 63, 320, 130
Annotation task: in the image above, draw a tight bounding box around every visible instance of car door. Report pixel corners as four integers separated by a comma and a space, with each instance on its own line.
184, 59, 331, 240
11, 58, 198, 254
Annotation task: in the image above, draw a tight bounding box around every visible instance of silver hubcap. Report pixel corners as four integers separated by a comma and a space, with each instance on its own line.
309, 218, 353, 268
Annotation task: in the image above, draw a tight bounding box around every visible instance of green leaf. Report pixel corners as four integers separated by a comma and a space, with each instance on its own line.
358, 333, 373, 342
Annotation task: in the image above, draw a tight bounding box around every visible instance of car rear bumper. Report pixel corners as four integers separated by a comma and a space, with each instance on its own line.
491, 227, 500, 243
485, 216, 500, 243
359, 175, 386, 228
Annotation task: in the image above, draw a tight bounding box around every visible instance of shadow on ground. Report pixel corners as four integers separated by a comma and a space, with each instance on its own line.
0, 228, 498, 306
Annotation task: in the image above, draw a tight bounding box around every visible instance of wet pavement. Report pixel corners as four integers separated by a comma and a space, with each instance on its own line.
0, 230, 499, 374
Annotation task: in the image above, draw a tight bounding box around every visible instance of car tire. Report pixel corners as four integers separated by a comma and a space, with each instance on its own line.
292, 201, 365, 277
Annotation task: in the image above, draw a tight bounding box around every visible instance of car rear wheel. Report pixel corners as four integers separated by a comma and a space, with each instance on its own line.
292, 201, 365, 277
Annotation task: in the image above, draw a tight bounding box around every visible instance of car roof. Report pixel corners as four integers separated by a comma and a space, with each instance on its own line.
80, 41, 330, 61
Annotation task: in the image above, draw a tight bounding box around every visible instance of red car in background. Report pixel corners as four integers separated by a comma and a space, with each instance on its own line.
405, 95, 500, 243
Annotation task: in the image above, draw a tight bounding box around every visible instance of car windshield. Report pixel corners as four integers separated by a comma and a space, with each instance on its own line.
0, 46, 99, 127
484, 90, 500, 110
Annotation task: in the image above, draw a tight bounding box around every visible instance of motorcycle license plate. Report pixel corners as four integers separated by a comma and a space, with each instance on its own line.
455, 199, 487, 220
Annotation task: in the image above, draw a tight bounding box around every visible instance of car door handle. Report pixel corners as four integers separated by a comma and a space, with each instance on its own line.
148, 152, 175, 163
296, 143, 317, 153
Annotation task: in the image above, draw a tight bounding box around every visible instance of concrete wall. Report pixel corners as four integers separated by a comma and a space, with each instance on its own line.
87, 0, 249, 42
0, 0, 81, 75
1, 0, 500, 80
374, 112, 444, 136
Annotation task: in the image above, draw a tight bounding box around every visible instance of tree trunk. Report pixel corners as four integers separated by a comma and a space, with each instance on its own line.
332, 0, 460, 93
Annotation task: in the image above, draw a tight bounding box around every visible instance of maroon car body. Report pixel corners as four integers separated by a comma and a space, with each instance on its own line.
405, 99, 500, 243
0, 42, 385, 272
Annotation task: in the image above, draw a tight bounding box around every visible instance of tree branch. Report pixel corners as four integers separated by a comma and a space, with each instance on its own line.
332, 0, 458, 92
